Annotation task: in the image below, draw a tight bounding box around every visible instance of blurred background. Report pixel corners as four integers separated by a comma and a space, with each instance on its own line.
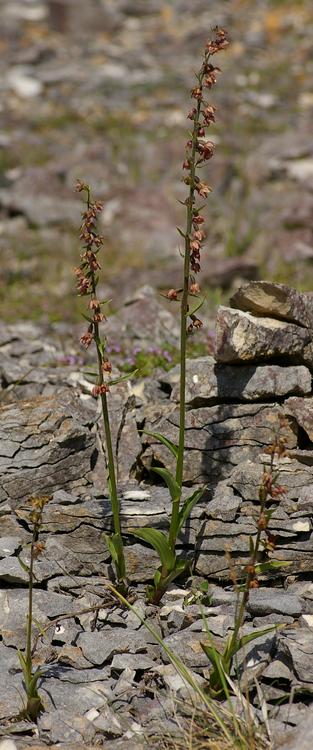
0, 0, 313, 330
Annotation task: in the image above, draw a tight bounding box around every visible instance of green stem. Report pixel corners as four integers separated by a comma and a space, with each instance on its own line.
26, 523, 36, 676
93, 288, 126, 584
168, 81, 204, 552
229, 453, 274, 651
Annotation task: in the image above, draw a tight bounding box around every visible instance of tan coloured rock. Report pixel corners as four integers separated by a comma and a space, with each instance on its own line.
215, 306, 310, 363
230, 280, 313, 329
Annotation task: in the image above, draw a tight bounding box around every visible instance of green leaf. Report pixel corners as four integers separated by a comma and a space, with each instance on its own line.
265, 507, 280, 521
28, 669, 43, 694
187, 297, 204, 318
177, 486, 206, 535
82, 313, 94, 323
176, 227, 186, 238
154, 569, 161, 587
152, 467, 181, 504
109, 370, 139, 386
82, 371, 98, 378
141, 430, 179, 460
237, 625, 277, 653
129, 528, 176, 572
104, 533, 119, 563
167, 558, 186, 581
104, 533, 126, 580
249, 535, 255, 556
17, 556, 30, 575
17, 649, 27, 671
32, 618, 46, 637
255, 560, 292, 574
201, 641, 222, 666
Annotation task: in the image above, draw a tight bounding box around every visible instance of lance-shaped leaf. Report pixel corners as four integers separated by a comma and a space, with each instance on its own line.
141, 431, 178, 460
200, 641, 229, 694
109, 369, 138, 386
104, 533, 126, 580
177, 486, 206, 536
82, 313, 94, 324
255, 560, 292, 574
130, 528, 176, 573
152, 467, 181, 503
235, 624, 278, 654
186, 297, 205, 318
17, 556, 30, 575
249, 535, 255, 556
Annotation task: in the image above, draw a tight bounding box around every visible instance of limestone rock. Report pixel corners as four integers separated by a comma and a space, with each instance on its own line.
215, 306, 310, 364
0, 390, 96, 507
284, 396, 313, 442
279, 628, 313, 683
164, 357, 312, 405
230, 281, 313, 329
142, 402, 297, 485
275, 707, 313, 750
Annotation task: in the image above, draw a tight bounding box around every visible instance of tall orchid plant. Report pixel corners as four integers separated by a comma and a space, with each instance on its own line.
131, 27, 230, 603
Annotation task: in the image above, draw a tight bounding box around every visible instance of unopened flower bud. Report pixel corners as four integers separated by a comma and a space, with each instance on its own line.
167, 289, 178, 301
190, 282, 200, 294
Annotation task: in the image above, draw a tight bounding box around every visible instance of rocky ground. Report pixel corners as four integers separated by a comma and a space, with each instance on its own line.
1, 281, 313, 749
0, 0, 313, 323
1, 2, 313, 749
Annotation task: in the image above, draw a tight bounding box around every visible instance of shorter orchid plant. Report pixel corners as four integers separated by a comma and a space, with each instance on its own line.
75, 182, 135, 593
202, 421, 291, 698
18, 495, 50, 721
130, 27, 231, 604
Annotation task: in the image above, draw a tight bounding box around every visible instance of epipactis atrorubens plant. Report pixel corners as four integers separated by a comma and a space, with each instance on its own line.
131, 27, 230, 605
202, 421, 291, 698
75, 181, 132, 593
18, 495, 50, 721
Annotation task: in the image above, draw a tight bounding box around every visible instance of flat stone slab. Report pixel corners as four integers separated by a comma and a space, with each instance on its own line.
230, 281, 313, 329
279, 628, 313, 683
276, 707, 313, 750
142, 401, 297, 484
284, 396, 313, 441
0, 389, 96, 507
162, 357, 311, 405
215, 306, 310, 364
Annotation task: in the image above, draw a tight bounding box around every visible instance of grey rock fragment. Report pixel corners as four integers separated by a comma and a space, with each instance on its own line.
230, 281, 313, 328
0, 589, 75, 632
0, 643, 24, 719
246, 589, 302, 617
164, 357, 311, 405
207, 481, 240, 520
38, 709, 96, 744
215, 306, 310, 363
0, 390, 96, 506
142, 402, 296, 485
284, 396, 313, 441
0, 536, 21, 558
279, 628, 313, 683
77, 629, 155, 666
162, 627, 211, 669
111, 653, 156, 671
275, 705, 313, 749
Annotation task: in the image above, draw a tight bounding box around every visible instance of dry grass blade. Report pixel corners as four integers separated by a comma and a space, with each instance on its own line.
151, 696, 270, 750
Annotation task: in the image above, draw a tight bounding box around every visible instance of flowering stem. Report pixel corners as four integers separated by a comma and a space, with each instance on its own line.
75, 181, 126, 591
169, 102, 202, 551
25, 523, 36, 675
230, 436, 284, 655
